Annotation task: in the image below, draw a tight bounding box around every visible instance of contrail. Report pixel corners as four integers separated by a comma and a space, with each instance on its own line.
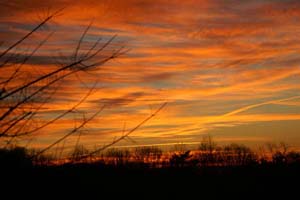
197, 95, 300, 125
222, 95, 300, 117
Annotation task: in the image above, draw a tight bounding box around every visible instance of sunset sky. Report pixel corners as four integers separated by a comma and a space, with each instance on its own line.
1, 0, 300, 151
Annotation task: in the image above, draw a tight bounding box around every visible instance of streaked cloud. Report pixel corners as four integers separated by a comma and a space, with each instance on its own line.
1, 0, 300, 149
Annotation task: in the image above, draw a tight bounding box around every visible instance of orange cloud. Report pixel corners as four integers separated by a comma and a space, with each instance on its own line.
1, 0, 300, 150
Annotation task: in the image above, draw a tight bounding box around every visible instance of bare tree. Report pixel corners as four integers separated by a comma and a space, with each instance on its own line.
0, 8, 167, 161
0, 9, 127, 156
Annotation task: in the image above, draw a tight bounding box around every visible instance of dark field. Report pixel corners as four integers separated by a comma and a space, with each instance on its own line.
1, 146, 300, 199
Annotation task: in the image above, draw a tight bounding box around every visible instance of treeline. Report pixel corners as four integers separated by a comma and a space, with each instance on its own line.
1, 136, 300, 169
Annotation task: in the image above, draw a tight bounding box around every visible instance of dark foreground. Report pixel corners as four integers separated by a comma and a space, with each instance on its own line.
2, 163, 300, 199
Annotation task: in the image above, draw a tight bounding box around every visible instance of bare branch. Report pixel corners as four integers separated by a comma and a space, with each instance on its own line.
31, 104, 106, 158
0, 8, 63, 59
73, 21, 93, 62
0, 111, 32, 137
0, 34, 119, 102
15, 82, 97, 137
1, 32, 54, 90
78, 102, 168, 160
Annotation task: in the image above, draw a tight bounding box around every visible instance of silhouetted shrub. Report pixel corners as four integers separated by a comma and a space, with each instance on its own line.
272, 151, 287, 165
105, 148, 130, 166
70, 145, 89, 162
134, 146, 162, 163
170, 150, 192, 168
196, 136, 222, 166
0, 147, 32, 168
286, 151, 300, 164
222, 144, 258, 166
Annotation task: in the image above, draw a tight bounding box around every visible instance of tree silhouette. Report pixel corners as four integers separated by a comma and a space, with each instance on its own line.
0, 8, 167, 161
0, 9, 126, 157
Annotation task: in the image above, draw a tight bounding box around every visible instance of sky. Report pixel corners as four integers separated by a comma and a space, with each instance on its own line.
1, 0, 300, 151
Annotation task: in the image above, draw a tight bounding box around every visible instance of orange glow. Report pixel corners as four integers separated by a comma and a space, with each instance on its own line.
1, 0, 300, 151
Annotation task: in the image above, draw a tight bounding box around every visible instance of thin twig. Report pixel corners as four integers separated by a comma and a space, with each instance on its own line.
31, 104, 106, 159
0, 8, 63, 59
78, 102, 168, 160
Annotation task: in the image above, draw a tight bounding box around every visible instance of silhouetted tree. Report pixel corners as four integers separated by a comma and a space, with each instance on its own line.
0, 8, 167, 162
170, 150, 192, 168
70, 145, 89, 162
134, 146, 162, 163
0, 146, 32, 168
105, 148, 130, 166
286, 151, 300, 164
222, 144, 257, 166
267, 142, 290, 165
197, 135, 220, 166
0, 9, 125, 153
